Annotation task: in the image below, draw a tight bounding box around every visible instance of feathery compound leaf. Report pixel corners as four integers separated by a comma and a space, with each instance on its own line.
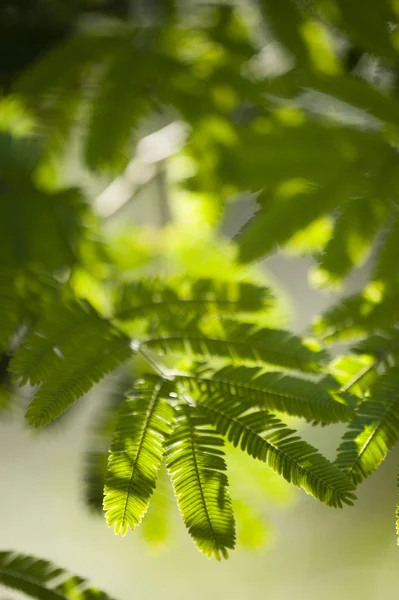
352, 330, 399, 360
238, 183, 346, 263
178, 365, 353, 424
114, 278, 272, 322
104, 377, 175, 535
313, 292, 399, 343
22, 307, 132, 426
85, 33, 150, 171
143, 322, 327, 373
317, 196, 388, 284
335, 369, 399, 485
0, 551, 115, 600
166, 405, 235, 560
11, 302, 108, 386
196, 398, 355, 508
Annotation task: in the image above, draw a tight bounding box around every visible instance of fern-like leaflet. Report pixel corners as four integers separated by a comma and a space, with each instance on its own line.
165, 405, 236, 560
143, 321, 327, 373
0, 550, 115, 600
104, 377, 175, 534
177, 365, 354, 425
335, 368, 399, 485
190, 389, 355, 508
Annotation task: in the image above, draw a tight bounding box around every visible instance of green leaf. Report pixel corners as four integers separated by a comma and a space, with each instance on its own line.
143, 321, 327, 373
114, 278, 272, 322
317, 196, 388, 283
260, 0, 310, 67
22, 309, 132, 426
313, 291, 399, 343
85, 33, 151, 171
335, 369, 399, 484
197, 398, 355, 508
15, 33, 111, 102
104, 376, 175, 534
308, 73, 399, 127
165, 405, 235, 559
352, 330, 399, 359
0, 550, 115, 600
178, 365, 353, 424
10, 302, 108, 386
238, 182, 347, 263
0, 186, 87, 271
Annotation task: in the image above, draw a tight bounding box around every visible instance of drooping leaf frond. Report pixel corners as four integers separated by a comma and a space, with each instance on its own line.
10, 302, 108, 386
335, 368, 399, 485
19, 305, 133, 426
317, 196, 387, 284
114, 278, 272, 323
313, 291, 399, 343
143, 321, 327, 373
352, 330, 399, 362
84, 32, 152, 171
104, 376, 175, 535
195, 397, 355, 508
0, 551, 115, 600
25, 336, 131, 427
165, 405, 235, 560
177, 365, 353, 424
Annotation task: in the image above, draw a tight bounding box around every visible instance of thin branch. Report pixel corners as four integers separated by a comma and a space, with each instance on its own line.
341, 361, 379, 393
138, 346, 174, 380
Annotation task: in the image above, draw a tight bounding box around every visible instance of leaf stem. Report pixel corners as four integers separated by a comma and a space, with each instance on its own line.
138, 346, 174, 380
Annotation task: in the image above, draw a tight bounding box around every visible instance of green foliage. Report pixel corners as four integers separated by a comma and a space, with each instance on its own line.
11, 301, 133, 426
193, 387, 355, 508
335, 369, 399, 485
165, 405, 235, 560
143, 322, 327, 373
104, 377, 174, 534
3, 0, 399, 563
7, 274, 350, 557
0, 551, 115, 600
178, 365, 353, 424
